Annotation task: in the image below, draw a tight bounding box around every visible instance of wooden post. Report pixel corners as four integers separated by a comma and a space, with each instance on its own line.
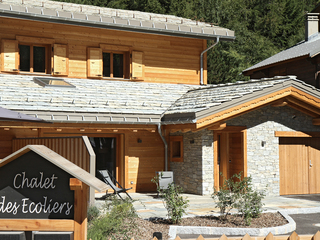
265, 232, 275, 240
70, 178, 88, 240
289, 232, 300, 240
313, 231, 320, 240
196, 235, 205, 240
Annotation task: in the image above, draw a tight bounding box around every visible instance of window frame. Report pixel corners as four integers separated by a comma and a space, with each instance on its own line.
169, 136, 184, 162
18, 43, 49, 74
102, 50, 127, 79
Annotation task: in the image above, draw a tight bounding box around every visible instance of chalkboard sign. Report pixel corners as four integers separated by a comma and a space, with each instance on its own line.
0, 151, 74, 219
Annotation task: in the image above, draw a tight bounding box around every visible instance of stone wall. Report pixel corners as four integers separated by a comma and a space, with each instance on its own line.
227, 105, 320, 196
170, 129, 214, 195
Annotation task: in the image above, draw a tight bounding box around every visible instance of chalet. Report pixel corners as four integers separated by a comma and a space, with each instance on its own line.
242, 6, 320, 89
1, 0, 320, 198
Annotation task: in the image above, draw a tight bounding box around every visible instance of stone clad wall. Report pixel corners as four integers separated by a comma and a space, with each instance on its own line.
170, 129, 214, 195
171, 105, 320, 196
227, 105, 320, 196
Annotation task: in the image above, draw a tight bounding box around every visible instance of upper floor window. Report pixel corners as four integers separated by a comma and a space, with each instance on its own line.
1, 37, 68, 77
19, 44, 47, 73
103, 52, 124, 78
87, 44, 144, 81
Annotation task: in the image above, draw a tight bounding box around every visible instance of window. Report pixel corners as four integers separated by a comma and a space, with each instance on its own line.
19, 44, 47, 73
87, 45, 144, 80
170, 136, 183, 162
103, 52, 124, 78
1, 38, 67, 77
34, 77, 75, 88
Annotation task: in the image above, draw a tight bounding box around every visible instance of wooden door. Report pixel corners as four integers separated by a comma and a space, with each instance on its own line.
216, 131, 245, 188
279, 137, 320, 195
229, 132, 244, 178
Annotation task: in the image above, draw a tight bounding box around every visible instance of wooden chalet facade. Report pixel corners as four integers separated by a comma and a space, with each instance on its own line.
1, 0, 320, 197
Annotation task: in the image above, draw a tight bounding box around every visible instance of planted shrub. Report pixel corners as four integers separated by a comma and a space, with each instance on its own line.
212, 172, 265, 225
151, 172, 163, 197
87, 196, 138, 240
87, 205, 100, 222
162, 183, 189, 224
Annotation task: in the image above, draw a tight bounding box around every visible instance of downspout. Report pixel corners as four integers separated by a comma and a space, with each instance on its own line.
200, 37, 220, 85
158, 123, 168, 171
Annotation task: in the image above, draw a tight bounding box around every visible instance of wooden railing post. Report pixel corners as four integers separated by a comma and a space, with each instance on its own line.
312, 231, 320, 240
70, 178, 88, 240
289, 232, 300, 240
265, 232, 275, 240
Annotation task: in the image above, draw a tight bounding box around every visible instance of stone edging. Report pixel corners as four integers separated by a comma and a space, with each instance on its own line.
168, 210, 296, 240
280, 207, 320, 215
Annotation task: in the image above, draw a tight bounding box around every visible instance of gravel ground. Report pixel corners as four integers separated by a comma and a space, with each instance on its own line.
131, 212, 288, 240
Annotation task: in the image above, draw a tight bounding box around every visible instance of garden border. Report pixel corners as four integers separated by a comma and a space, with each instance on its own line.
168, 210, 295, 239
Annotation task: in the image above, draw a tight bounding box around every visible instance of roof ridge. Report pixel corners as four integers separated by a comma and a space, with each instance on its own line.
186, 75, 297, 93
1, 0, 218, 28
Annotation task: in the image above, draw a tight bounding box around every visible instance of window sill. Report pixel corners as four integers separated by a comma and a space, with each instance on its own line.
19, 72, 51, 76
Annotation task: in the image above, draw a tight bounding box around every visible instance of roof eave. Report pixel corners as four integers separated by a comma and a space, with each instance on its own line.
242, 54, 309, 76
194, 79, 320, 129
0, 10, 236, 41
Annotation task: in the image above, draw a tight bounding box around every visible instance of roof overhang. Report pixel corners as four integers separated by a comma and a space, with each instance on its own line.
0, 9, 235, 41
0, 106, 48, 123
242, 55, 309, 76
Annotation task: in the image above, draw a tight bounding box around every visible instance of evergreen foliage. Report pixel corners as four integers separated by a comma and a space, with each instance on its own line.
53, 0, 319, 83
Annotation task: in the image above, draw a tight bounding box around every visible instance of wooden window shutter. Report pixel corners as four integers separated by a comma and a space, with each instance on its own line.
87, 47, 102, 78
52, 44, 68, 76
131, 51, 144, 80
1, 40, 19, 73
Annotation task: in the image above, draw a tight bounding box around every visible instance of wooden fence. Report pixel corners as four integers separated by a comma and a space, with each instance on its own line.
121, 231, 320, 240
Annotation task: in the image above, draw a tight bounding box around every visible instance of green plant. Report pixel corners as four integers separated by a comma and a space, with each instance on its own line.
234, 183, 265, 225
87, 196, 138, 240
162, 183, 189, 224
212, 172, 265, 225
87, 205, 100, 222
151, 171, 164, 197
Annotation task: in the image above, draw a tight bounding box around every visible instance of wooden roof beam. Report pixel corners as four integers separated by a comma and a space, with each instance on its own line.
271, 99, 288, 107
0, 122, 158, 131
207, 123, 227, 131
313, 118, 320, 125
164, 123, 196, 133
286, 100, 320, 117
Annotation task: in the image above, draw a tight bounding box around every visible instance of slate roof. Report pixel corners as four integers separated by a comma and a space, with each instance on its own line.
243, 34, 320, 74
0, 0, 235, 41
1, 74, 320, 125
162, 75, 320, 123
0, 74, 194, 124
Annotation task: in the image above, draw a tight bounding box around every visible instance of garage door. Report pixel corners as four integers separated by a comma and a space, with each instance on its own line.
279, 137, 320, 195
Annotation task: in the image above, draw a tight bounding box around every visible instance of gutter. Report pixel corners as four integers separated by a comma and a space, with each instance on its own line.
200, 37, 220, 85
158, 123, 168, 171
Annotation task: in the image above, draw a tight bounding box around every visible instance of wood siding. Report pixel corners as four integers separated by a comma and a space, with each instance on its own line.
0, 17, 205, 85
12, 136, 93, 172
0, 126, 165, 193
126, 131, 165, 192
